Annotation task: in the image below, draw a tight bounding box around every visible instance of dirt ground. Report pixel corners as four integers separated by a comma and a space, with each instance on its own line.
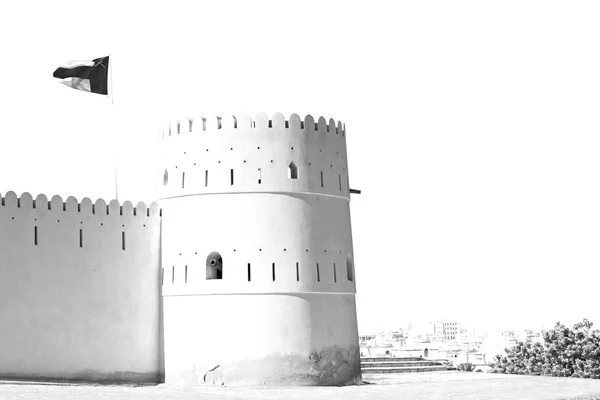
2, 371, 600, 400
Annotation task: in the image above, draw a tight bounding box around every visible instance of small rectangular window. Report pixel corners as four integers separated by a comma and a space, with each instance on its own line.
347, 259, 354, 281
34, 226, 38, 245
258, 168, 262, 184
205, 170, 209, 187
316, 263, 320, 282
248, 263, 251, 282
320, 171, 324, 187
182, 172, 186, 188
296, 262, 300, 281
333, 262, 337, 283
79, 229, 83, 248
272, 262, 276, 281
122, 232, 126, 251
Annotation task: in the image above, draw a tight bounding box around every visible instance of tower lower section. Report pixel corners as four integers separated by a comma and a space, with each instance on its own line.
162, 292, 361, 386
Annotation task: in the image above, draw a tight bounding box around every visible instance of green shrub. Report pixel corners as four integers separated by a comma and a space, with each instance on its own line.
458, 363, 473, 372
490, 319, 600, 379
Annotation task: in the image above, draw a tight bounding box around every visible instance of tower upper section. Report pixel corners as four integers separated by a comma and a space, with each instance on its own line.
157, 113, 351, 200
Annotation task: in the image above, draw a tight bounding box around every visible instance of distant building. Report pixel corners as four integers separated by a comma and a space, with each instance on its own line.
392, 330, 404, 340
516, 329, 543, 344
424, 332, 445, 342
432, 321, 444, 335
408, 320, 463, 342
480, 331, 519, 361
442, 321, 459, 340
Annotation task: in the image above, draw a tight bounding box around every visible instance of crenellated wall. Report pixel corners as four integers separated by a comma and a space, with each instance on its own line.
0, 111, 360, 387
0, 191, 162, 383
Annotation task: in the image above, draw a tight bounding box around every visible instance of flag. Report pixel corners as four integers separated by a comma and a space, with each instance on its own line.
53, 56, 109, 95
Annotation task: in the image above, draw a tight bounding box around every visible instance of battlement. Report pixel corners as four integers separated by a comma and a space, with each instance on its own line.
157, 112, 352, 200
0, 191, 160, 217
0, 190, 162, 382
160, 113, 346, 138
0, 190, 162, 264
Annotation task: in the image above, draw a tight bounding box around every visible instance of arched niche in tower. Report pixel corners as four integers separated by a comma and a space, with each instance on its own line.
288, 162, 298, 179
206, 251, 223, 280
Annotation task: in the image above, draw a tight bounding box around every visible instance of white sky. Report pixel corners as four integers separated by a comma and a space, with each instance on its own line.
1, 1, 600, 335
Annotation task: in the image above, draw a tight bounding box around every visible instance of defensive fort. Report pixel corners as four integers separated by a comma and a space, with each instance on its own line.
0, 112, 361, 386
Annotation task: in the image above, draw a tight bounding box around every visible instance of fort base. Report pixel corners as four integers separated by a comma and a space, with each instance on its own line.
163, 293, 361, 386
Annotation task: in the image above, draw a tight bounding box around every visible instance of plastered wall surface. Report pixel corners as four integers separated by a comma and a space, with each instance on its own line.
0, 192, 162, 383
160, 193, 355, 295
163, 293, 361, 386
158, 113, 360, 386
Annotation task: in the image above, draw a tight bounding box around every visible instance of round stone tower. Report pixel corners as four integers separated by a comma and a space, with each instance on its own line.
157, 112, 360, 386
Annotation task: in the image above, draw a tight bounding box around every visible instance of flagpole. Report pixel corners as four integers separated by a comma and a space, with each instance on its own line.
114, 159, 119, 202
108, 53, 114, 105
108, 53, 117, 201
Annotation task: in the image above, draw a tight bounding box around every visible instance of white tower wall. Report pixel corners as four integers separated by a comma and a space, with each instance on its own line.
158, 113, 360, 386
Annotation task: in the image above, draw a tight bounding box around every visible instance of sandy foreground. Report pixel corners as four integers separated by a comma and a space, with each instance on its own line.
2, 372, 600, 400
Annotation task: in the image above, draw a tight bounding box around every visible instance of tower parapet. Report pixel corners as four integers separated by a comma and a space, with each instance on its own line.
158, 113, 350, 199
158, 112, 360, 386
